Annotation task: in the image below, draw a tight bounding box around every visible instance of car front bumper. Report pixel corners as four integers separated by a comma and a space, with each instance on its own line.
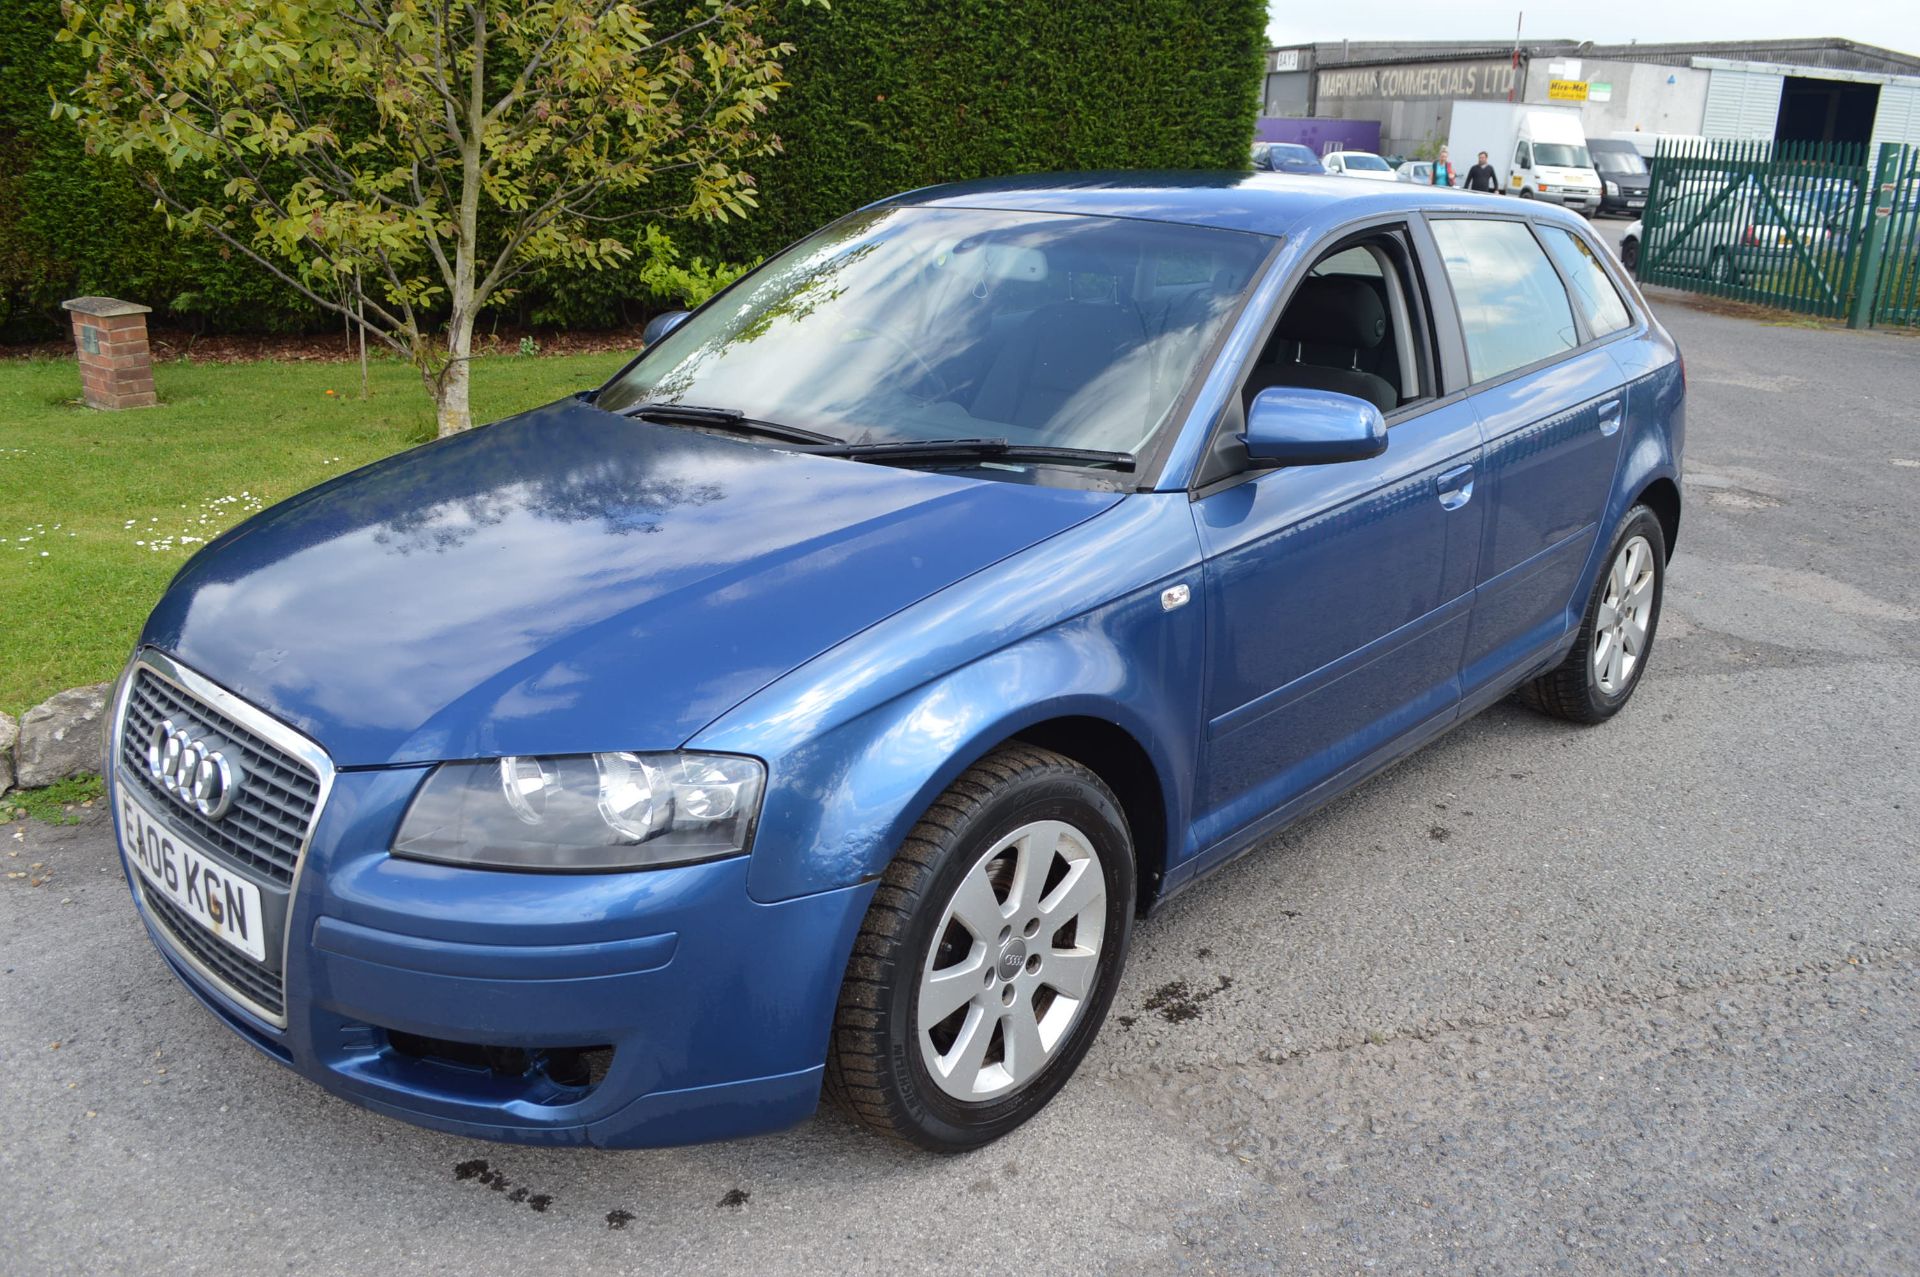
111, 763, 876, 1148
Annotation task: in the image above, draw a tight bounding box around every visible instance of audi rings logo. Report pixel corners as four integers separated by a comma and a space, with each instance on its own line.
146, 719, 244, 820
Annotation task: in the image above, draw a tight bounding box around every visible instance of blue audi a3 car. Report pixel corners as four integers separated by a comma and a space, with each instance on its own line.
110, 172, 1682, 1152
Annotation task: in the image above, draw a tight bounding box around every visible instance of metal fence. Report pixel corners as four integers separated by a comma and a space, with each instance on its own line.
1637, 139, 1919, 329
1867, 144, 1920, 327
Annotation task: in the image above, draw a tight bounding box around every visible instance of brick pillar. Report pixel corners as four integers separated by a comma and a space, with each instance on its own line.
61, 296, 157, 410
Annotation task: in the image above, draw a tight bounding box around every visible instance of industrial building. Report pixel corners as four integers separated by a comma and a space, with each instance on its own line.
1263, 37, 1920, 158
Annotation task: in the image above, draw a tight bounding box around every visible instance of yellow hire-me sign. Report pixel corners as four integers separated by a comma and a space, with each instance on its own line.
1549, 79, 1590, 101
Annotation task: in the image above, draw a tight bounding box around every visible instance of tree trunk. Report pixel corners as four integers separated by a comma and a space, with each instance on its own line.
435, 321, 474, 436
438, 17, 487, 439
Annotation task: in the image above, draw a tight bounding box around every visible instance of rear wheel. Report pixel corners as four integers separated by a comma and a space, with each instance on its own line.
1518, 505, 1666, 724
825, 745, 1135, 1151
1708, 250, 1736, 285
1621, 237, 1640, 275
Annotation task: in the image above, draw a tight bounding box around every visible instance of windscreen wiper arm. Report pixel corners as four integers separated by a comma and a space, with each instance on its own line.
620, 401, 843, 446
801, 437, 1137, 471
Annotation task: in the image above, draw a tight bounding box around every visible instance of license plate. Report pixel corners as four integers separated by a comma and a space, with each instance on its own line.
121, 786, 268, 963
1628, 199, 1645, 208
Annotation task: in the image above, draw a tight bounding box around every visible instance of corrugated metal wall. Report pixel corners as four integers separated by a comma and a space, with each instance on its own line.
1703, 69, 1784, 138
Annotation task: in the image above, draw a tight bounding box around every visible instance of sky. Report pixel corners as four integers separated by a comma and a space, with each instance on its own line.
1266, 1, 1920, 60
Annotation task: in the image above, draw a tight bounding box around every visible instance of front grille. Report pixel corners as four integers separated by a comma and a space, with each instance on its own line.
119, 668, 321, 885
142, 883, 286, 1018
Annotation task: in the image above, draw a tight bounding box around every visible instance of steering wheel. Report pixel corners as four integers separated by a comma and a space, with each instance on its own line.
848, 327, 952, 401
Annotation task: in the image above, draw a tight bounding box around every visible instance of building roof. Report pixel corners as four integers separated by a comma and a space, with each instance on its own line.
1296, 36, 1920, 75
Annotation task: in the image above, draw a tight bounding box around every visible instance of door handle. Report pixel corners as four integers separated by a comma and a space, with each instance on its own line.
1436, 462, 1475, 511
1598, 398, 1624, 437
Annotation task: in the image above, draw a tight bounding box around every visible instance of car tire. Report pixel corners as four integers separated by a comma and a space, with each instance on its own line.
1621, 237, 1640, 275
1517, 505, 1667, 724
824, 744, 1136, 1151
1708, 251, 1735, 285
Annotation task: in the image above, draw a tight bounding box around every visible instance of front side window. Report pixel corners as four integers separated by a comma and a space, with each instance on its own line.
1540, 227, 1633, 337
1431, 219, 1579, 382
599, 207, 1271, 462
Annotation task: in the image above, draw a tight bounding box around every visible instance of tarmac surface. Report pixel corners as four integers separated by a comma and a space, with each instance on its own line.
4, 294, 1918, 1274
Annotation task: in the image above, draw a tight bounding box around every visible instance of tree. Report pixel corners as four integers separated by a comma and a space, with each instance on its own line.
58, 0, 808, 434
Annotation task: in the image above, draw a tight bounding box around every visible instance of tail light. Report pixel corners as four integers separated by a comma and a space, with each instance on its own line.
1741, 226, 1762, 247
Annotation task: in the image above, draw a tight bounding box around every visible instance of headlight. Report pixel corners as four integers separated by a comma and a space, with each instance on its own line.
1605, 180, 1619, 196
392, 752, 765, 872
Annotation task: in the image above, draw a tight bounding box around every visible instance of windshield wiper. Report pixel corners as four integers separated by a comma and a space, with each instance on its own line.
620, 401, 842, 446
801, 437, 1136, 472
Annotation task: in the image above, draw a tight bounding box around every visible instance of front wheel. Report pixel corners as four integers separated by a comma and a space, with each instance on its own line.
1621, 237, 1640, 275
1518, 505, 1666, 723
825, 745, 1135, 1151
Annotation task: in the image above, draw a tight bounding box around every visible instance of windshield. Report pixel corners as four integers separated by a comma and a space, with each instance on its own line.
1342, 153, 1391, 171
1272, 144, 1316, 163
599, 207, 1271, 459
1593, 149, 1647, 176
1534, 143, 1593, 169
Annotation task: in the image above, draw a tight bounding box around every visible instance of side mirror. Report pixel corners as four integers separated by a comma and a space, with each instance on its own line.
1241, 386, 1388, 466
643, 309, 691, 347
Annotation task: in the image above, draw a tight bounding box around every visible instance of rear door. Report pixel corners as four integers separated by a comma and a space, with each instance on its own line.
1426, 216, 1633, 698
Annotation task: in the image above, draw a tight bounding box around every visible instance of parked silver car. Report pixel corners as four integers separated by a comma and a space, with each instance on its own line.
1627, 184, 1833, 284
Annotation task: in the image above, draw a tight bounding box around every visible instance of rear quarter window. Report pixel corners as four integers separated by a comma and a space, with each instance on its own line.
1430, 218, 1579, 382
1538, 226, 1634, 337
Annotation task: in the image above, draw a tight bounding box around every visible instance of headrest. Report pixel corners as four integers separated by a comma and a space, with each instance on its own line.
1272, 275, 1387, 349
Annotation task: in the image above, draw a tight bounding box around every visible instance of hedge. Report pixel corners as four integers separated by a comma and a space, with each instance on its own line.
0, 0, 312, 339
0, 0, 1264, 340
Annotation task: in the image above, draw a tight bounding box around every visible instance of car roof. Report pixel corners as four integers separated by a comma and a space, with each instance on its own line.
880, 170, 1593, 240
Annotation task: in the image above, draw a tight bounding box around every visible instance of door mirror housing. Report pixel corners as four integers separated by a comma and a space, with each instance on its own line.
643, 309, 691, 347
1240, 386, 1388, 467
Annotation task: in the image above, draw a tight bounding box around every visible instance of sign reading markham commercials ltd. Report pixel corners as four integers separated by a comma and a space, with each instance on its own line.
1318, 57, 1521, 103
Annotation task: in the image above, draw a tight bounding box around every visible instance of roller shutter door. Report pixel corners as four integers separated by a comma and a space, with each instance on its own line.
1871, 84, 1920, 149
1703, 69, 1783, 140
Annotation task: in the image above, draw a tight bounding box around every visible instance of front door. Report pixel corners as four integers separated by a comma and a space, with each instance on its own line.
1192, 402, 1484, 852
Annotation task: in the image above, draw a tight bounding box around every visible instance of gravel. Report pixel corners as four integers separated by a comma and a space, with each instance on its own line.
2, 298, 1917, 1274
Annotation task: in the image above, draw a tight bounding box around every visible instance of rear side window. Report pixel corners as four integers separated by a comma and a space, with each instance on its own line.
1431, 218, 1578, 382
1539, 226, 1634, 337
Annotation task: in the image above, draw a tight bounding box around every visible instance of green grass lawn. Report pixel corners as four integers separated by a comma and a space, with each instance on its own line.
0, 351, 629, 716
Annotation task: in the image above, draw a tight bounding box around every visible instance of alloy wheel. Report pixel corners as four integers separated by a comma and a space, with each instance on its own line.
916, 820, 1107, 1102
1593, 534, 1656, 696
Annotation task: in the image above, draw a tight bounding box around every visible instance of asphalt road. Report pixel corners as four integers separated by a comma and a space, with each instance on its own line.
5, 298, 1919, 1275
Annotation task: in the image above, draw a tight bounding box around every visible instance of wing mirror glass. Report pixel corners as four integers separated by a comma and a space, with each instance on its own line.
1241, 386, 1388, 466
643, 309, 691, 347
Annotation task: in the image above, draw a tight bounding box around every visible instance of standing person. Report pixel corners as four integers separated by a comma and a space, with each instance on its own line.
1465, 150, 1500, 194
1430, 146, 1457, 188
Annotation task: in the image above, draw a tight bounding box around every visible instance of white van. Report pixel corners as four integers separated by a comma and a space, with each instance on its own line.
1449, 102, 1603, 215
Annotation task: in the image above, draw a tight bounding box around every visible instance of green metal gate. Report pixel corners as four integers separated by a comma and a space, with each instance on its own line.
1637, 139, 1919, 329
1867, 143, 1920, 326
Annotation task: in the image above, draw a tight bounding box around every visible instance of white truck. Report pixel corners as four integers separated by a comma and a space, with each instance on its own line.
1447, 101, 1602, 215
